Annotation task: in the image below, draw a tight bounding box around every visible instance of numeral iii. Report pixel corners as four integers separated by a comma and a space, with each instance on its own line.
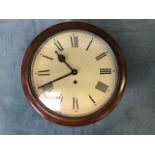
100, 68, 112, 74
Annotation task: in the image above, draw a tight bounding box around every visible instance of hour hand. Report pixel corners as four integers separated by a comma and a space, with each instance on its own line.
55, 51, 66, 63
55, 51, 74, 71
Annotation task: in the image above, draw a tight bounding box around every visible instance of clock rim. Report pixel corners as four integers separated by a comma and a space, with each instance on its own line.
21, 22, 127, 126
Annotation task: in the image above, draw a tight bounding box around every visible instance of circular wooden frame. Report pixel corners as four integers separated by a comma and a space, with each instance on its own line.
21, 22, 127, 126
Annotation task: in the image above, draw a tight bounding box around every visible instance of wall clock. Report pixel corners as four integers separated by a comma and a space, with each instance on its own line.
21, 22, 127, 126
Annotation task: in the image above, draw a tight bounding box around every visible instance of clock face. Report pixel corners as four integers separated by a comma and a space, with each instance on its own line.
30, 29, 118, 117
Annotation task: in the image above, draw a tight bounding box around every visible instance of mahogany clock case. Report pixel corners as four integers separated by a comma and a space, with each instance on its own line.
21, 22, 127, 126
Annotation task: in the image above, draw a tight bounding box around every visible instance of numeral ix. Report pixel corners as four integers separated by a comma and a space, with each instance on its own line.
37, 70, 50, 76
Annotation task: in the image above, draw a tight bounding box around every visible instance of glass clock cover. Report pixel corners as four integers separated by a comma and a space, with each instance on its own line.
30, 30, 118, 117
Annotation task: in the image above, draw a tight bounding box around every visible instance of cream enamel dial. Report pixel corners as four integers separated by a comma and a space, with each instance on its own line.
30, 30, 118, 117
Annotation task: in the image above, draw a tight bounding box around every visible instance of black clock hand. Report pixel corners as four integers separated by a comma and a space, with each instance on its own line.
55, 51, 74, 71
38, 71, 75, 90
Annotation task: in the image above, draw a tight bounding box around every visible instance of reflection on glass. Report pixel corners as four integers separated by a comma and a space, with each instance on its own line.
39, 91, 62, 112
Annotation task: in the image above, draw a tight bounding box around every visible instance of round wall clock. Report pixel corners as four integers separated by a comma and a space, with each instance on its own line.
21, 22, 127, 126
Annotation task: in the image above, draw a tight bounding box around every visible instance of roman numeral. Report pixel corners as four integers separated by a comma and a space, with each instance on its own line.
70, 36, 78, 48
96, 52, 107, 61
38, 82, 53, 92
95, 81, 108, 93
100, 68, 112, 74
88, 94, 97, 106
86, 38, 93, 51
53, 40, 64, 51
60, 95, 63, 104
73, 97, 79, 111
56, 95, 63, 104
37, 70, 50, 76
40, 54, 53, 61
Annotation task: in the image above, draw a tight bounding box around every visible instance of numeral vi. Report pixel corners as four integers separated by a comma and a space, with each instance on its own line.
73, 97, 79, 112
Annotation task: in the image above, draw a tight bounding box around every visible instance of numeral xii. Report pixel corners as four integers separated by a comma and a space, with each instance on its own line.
70, 36, 78, 48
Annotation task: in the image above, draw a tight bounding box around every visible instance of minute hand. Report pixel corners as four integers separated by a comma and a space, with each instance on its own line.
38, 72, 72, 89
